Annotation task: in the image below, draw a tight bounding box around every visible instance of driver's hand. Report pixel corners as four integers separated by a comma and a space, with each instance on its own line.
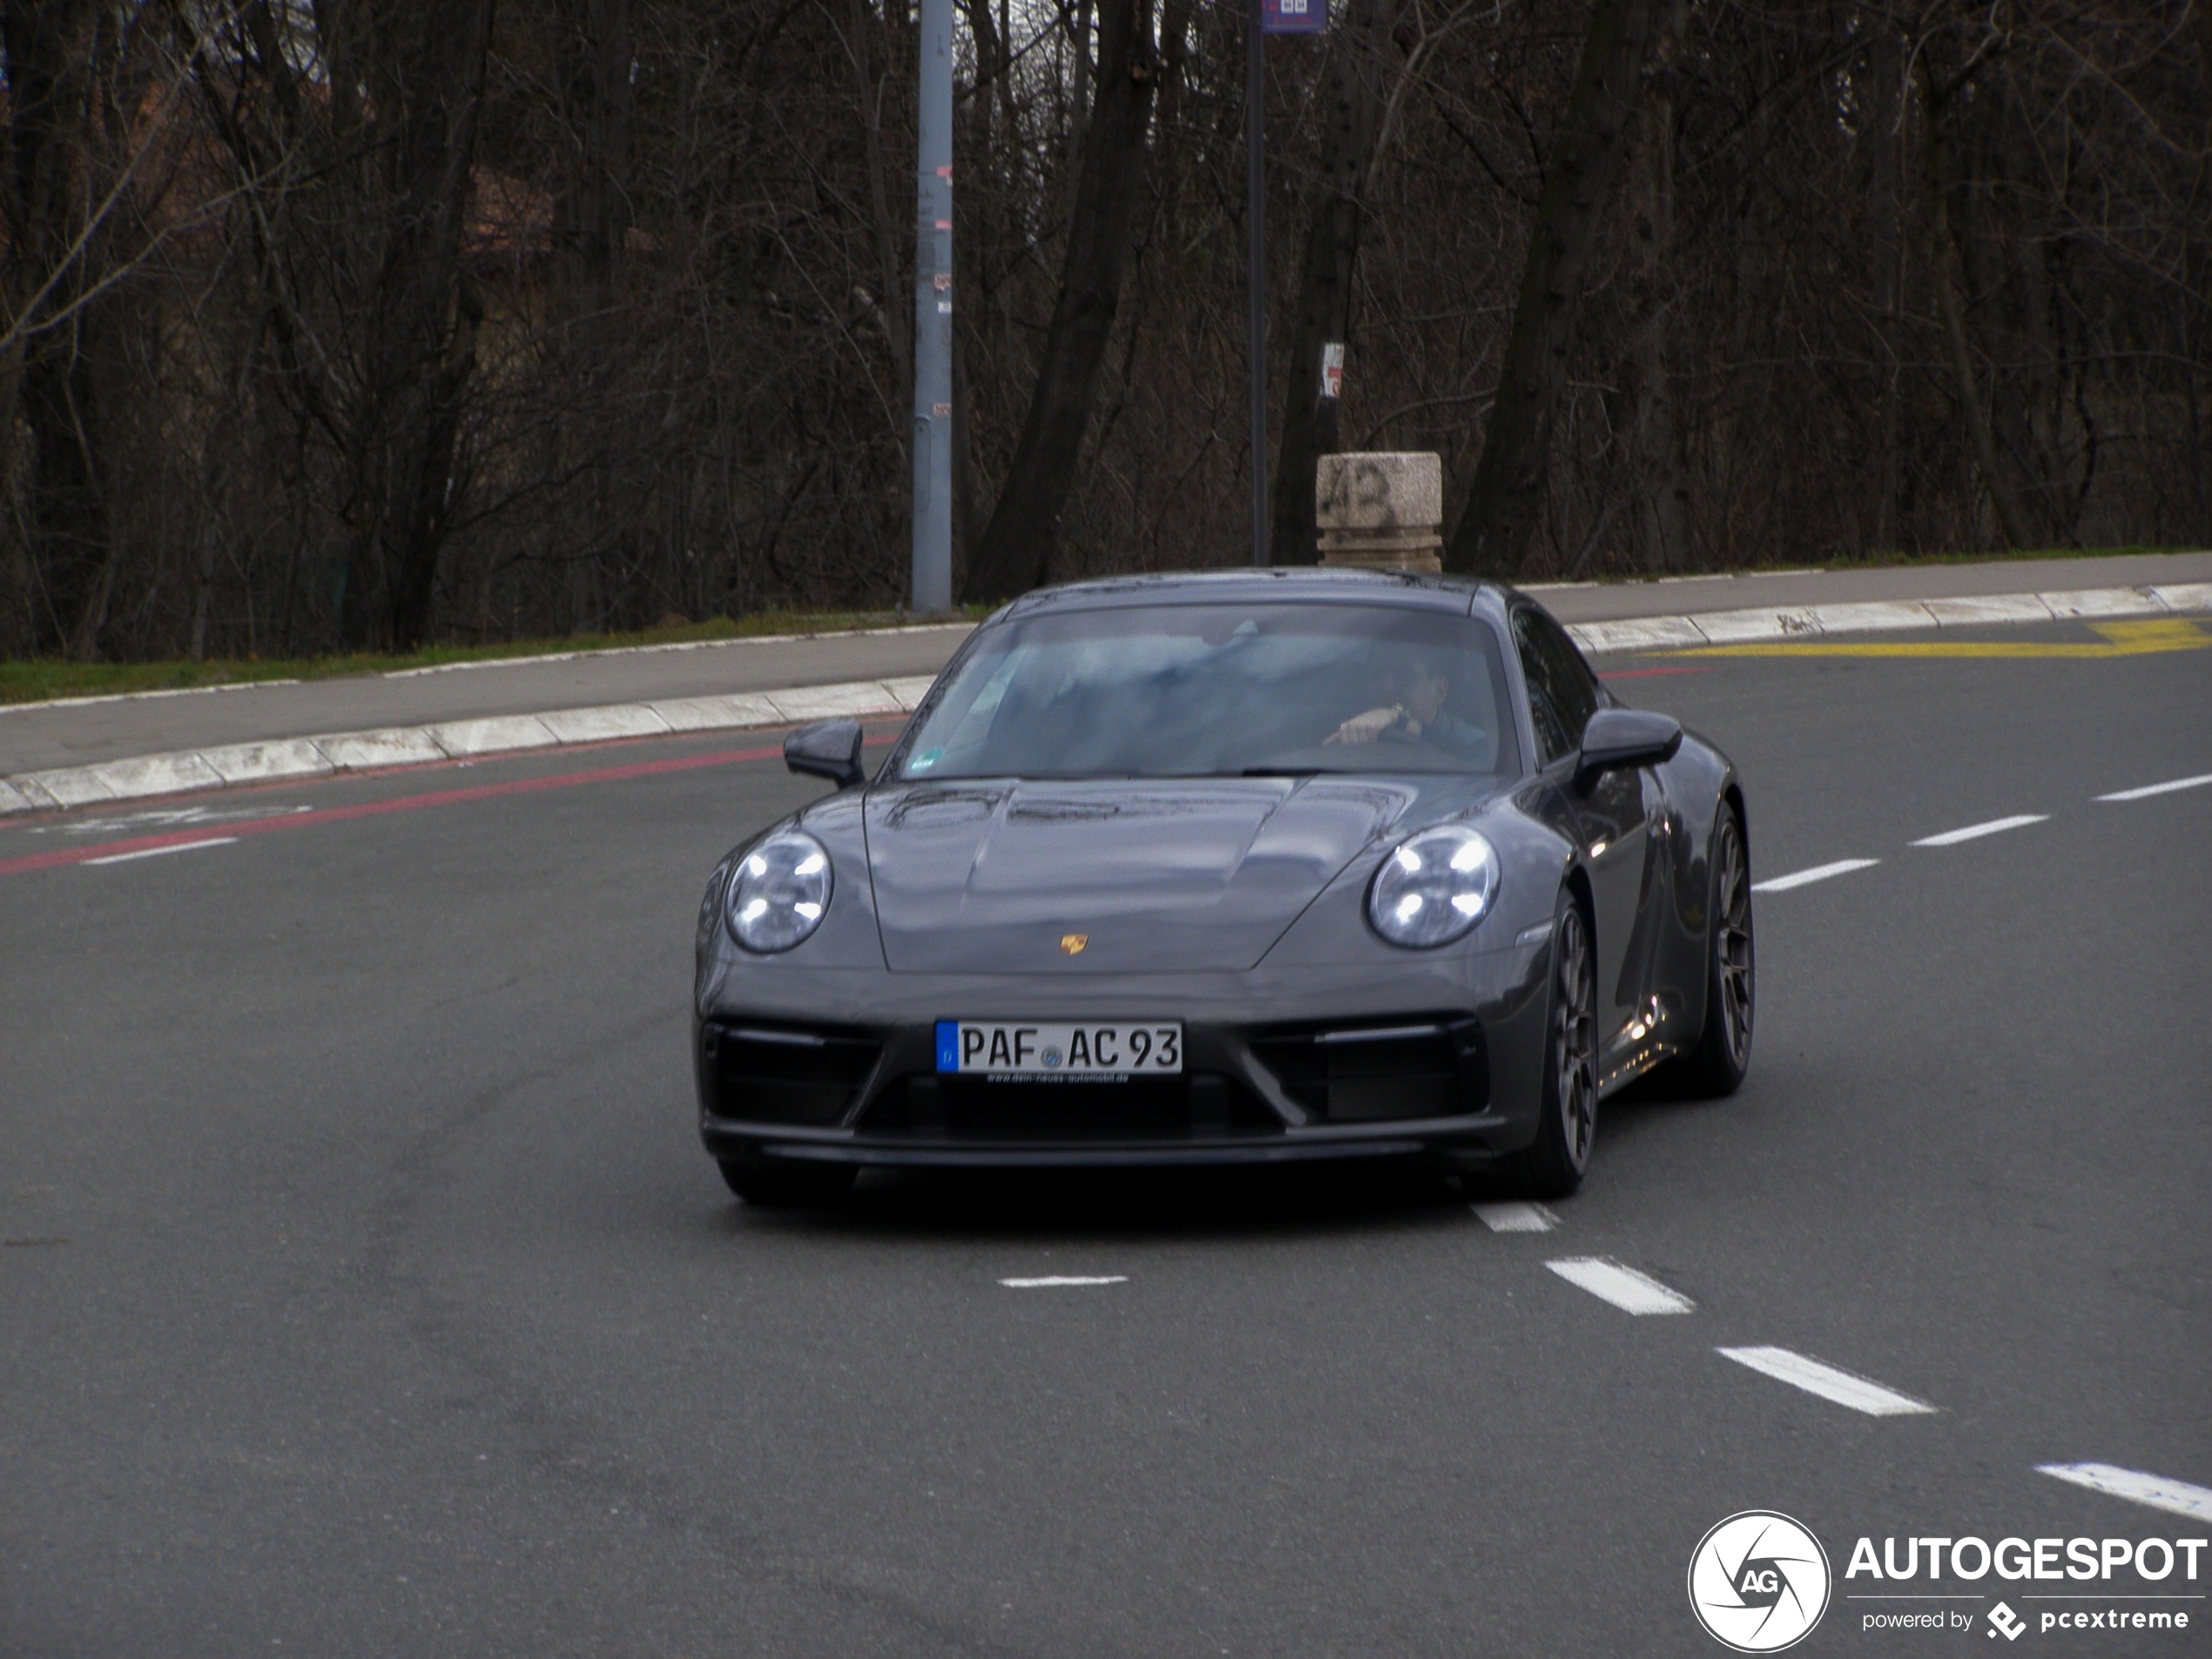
1325, 705, 1406, 745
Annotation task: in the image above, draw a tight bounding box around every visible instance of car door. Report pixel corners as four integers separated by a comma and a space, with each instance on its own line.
1511, 607, 1656, 1073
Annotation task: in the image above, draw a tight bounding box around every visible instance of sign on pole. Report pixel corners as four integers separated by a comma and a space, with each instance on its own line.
1263, 0, 1327, 33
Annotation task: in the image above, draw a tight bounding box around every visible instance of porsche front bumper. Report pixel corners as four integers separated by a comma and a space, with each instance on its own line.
694, 952, 1553, 1170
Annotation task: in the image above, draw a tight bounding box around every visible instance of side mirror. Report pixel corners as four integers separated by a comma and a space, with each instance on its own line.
785, 718, 866, 788
1574, 708, 1682, 793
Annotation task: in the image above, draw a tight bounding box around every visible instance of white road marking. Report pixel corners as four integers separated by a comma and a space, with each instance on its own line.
83, 837, 239, 866
1546, 1258, 1694, 1314
1472, 1201, 1559, 1233
1750, 858, 1879, 893
998, 1276, 1128, 1289
1717, 1346, 1936, 1415
2096, 772, 2212, 803
2035, 1463, 2212, 1523
1910, 813, 2048, 846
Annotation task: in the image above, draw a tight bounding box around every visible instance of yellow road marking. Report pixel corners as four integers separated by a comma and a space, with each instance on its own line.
1667, 619, 2211, 660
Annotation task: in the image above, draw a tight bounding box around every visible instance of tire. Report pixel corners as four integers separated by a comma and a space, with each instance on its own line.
1506, 888, 1600, 1200
1676, 803, 1754, 1097
718, 1155, 858, 1207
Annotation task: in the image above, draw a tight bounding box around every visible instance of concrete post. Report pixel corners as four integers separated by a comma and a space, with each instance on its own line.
1315, 452, 1443, 571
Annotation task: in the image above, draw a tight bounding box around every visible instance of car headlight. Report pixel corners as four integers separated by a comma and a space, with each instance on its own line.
726, 832, 833, 953
1367, 825, 1499, 948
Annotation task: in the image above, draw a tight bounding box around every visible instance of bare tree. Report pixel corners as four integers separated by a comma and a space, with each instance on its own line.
1445, 0, 1657, 575
961, 0, 1169, 601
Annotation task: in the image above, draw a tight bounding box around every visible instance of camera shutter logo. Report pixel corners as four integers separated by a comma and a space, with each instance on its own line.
1687, 1511, 1831, 1652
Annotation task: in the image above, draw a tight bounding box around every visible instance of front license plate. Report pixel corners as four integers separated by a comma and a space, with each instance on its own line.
935, 1021, 1183, 1078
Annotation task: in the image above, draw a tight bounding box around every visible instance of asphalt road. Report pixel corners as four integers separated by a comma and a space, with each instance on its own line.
3, 618, 2208, 1656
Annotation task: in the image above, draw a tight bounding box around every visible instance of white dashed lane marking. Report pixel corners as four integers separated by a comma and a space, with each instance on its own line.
82, 837, 238, 867
998, 1276, 1127, 1289
2036, 1463, 2212, 1523
1750, 858, 1879, 894
2097, 772, 2212, 802
1546, 1258, 1695, 1315
1910, 813, 2049, 847
1717, 1345, 1936, 1416
1472, 1201, 1559, 1233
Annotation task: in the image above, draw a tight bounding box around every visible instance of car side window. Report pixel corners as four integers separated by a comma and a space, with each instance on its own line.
1513, 609, 1579, 766
1533, 613, 1602, 745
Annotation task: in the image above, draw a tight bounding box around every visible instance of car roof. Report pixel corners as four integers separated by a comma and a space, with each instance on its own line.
995, 567, 1519, 622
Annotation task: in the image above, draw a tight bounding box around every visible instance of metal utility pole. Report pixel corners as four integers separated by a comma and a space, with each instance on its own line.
1246, 0, 1267, 567
911, 0, 955, 611
1248, 0, 1324, 567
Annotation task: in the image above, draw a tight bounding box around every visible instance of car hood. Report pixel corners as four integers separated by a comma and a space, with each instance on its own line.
862, 777, 1430, 973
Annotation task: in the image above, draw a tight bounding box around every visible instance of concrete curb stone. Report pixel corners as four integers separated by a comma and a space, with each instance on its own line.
1, 677, 927, 816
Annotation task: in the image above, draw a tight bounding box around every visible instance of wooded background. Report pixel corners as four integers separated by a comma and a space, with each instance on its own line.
2, 0, 2205, 659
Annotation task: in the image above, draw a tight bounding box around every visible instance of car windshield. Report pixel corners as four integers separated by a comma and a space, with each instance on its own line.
895, 602, 1521, 781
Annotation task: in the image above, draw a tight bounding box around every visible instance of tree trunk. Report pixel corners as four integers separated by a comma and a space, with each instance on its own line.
962, 0, 1160, 602
1268, 0, 1398, 566
553, 0, 634, 297
1444, 0, 1656, 576
552, 0, 637, 623
340, 0, 498, 649
1865, 27, 1905, 555
1616, 0, 1689, 572
0, 0, 115, 658
1916, 55, 2035, 553
853, 0, 913, 419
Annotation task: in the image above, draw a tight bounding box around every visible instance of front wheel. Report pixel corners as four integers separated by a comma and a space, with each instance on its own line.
1676, 804, 1754, 1097
718, 1155, 858, 1207
1506, 889, 1599, 1200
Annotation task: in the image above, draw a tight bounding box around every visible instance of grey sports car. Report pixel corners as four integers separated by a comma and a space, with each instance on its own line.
693, 570, 1753, 1204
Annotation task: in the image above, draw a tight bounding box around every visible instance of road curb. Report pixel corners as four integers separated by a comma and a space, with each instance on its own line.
4, 580, 2207, 819
1564, 580, 2212, 653
1, 676, 940, 816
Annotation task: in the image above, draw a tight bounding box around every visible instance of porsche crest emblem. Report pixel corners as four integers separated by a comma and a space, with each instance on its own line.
1059, 934, 1089, 955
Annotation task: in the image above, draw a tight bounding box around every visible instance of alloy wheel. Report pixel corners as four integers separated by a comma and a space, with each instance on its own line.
1714, 816, 1755, 1069
1554, 905, 1598, 1170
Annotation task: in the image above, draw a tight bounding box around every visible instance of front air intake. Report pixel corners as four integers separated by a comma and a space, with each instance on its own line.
698, 1023, 882, 1126
1247, 1017, 1487, 1122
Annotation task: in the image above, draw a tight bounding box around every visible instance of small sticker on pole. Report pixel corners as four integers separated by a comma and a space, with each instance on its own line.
1321, 341, 1345, 399
1263, 0, 1326, 33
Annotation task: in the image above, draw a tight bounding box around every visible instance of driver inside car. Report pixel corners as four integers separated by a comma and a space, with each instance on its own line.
1325, 657, 1491, 761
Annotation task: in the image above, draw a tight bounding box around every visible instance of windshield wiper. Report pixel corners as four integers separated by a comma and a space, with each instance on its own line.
1238, 765, 1325, 777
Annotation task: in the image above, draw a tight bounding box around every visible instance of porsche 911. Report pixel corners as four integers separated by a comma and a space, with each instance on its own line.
692, 570, 1753, 1204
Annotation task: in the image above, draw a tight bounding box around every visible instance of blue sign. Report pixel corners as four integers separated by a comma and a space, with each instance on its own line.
1263, 0, 1326, 32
